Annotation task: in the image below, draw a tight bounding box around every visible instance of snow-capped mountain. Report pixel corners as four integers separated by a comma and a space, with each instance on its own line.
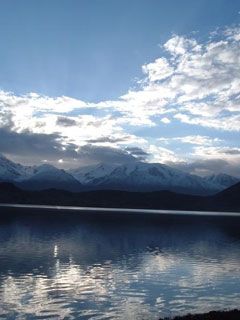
0, 154, 81, 192
204, 173, 239, 190
0, 153, 238, 195
18, 164, 82, 191
0, 154, 33, 181
70, 162, 222, 195
69, 163, 119, 184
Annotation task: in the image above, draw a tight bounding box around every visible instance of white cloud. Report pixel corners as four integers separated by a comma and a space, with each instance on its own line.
0, 25, 240, 172
158, 135, 221, 146
1, 25, 240, 133
164, 35, 199, 56
147, 145, 181, 163
224, 26, 240, 41
142, 57, 174, 81
174, 113, 240, 131
160, 117, 171, 124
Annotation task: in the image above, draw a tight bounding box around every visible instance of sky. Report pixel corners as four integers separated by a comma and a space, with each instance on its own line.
0, 0, 240, 177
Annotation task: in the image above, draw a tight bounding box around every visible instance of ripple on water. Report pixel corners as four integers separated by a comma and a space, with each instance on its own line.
0, 213, 240, 319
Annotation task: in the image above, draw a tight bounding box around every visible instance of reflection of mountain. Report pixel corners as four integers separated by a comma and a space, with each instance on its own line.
0, 181, 240, 212
1, 153, 239, 195
0, 214, 239, 276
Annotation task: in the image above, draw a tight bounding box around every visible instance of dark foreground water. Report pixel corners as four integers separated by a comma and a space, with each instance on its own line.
0, 207, 240, 320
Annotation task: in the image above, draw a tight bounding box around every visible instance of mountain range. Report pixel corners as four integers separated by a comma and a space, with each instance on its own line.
0, 153, 239, 195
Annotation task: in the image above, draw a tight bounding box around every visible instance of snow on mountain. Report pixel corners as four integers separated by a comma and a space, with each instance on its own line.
0, 153, 238, 195
204, 173, 239, 189
69, 163, 119, 184
70, 161, 222, 195
0, 154, 81, 191
0, 153, 33, 181
18, 164, 82, 191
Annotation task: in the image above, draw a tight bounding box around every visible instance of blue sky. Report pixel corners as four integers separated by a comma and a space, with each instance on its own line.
0, 0, 240, 176
1, 0, 239, 100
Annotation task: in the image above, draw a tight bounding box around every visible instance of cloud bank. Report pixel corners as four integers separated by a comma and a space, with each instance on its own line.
0, 25, 239, 176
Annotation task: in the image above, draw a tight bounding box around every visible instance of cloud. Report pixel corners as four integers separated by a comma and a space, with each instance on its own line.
125, 147, 149, 161
0, 91, 88, 114
220, 148, 240, 155
193, 146, 240, 158
171, 159, 239, 178
1, 25, 240, 132
148, 145, 181, 163
75, 144, 138, 166
0, 127, 143, 168
98, 25, 240, 131
158, 135, 221, 146
184, 146, 240, 177
174, 113, 240, 131
164, 35, 199, 56
160, 117, 171, 124
224, 26, 240, 41
0, 127, 78, 165
0, 25, 239, 174
86, 136, 130, 144
142, 58, 174, 81
0, 109, 14, 129
56, 117, 77, 127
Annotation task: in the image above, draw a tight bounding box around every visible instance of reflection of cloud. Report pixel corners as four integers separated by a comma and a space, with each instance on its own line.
1, 233, 240, 319
0, 260, 155, 319
1, 214, 240, 318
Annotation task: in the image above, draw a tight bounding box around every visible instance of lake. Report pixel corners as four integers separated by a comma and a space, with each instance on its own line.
0, 206, 240, 319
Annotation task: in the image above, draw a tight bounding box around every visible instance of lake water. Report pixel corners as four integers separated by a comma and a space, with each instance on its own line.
0, 206, 240, 319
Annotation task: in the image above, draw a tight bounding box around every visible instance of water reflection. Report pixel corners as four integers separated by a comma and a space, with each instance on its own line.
0, 212, 240, 319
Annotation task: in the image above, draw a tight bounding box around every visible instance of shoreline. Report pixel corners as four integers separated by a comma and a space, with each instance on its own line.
1, 203, 240, 217
160, 309, 240, 319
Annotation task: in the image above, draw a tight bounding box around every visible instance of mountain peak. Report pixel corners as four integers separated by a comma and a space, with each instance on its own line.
70, 161, 221, 195
0, 153, 13, 164
36, 163, 60, 173
204, 173, 239, 189
0, 153, 7, 160
0, 154, 238, 195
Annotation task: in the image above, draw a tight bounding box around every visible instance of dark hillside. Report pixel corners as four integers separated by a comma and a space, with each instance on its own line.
0, 182, 239, 212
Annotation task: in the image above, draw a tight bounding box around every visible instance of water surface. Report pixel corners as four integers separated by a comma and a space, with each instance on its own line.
0, 208, 240, 319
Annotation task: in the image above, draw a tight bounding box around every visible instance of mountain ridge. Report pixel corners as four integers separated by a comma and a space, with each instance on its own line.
69, 161, 226, 195
0, 181, 239, 213
203, 173, 239, 189
0, 153, 239, 195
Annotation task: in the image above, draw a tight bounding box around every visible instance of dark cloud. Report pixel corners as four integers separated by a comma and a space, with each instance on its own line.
0, 127, 139, 167
170, 159, 240, 178
0, 128, 77, 164
86, 136, 129, 144
56, 116, 77, 127
86, 119, 105, 127
76, 144, 137, 165
220, 149, 240, 155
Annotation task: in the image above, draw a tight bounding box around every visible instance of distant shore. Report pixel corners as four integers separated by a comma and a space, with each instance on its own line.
0, 181, 240, 213
160, 309, 240, 320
